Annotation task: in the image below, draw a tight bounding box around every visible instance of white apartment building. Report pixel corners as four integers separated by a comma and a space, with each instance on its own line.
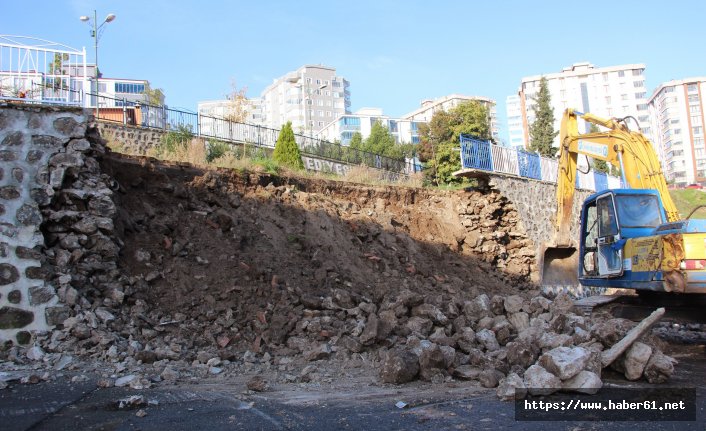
402, 94, 499, 142
510, 62, 650, 150
506, 95, 524, 149
198, 98, 263, 124
259, 65, 350, 135
648, 78, 706, 186
318, 108, 421, 145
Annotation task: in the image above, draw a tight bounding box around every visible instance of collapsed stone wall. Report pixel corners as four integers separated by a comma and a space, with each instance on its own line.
0, 104, 121, 345
488, 176, 592, 283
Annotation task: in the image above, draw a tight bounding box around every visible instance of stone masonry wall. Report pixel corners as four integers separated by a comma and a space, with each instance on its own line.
0, 104, 120, 345
98, 122, 165, 155
488, 176, 592, 282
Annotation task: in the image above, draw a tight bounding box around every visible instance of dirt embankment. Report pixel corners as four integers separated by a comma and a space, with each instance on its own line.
101, 154, 532, 359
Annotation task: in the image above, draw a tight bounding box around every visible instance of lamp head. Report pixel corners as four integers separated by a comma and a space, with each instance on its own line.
105, 14, 116, 23
79, 16, 90, 22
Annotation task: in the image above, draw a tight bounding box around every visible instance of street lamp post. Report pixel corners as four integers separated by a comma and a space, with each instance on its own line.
80, 10, 116, 120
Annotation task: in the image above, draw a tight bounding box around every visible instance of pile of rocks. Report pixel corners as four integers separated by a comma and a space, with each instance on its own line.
372, 291, 676, 400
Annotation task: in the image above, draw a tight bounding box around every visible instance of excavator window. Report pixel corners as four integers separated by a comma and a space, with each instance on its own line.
615, 195, 662, 228
597, 197, 618, 238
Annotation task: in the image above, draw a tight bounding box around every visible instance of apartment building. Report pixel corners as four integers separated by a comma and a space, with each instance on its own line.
259, 65, 350, 135
402, 94, 499, 142
198, 98, 263, 124
509, 62, 650, 149
318, 107, 421, 145
506, 95, 524, 149
648, 78, 706, 186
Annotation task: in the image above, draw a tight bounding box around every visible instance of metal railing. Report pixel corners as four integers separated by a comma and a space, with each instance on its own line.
12, 83, 420, 175
460, 134, 621, 192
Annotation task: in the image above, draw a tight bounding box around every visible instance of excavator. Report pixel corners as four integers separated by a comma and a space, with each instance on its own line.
544, 108, 706, 293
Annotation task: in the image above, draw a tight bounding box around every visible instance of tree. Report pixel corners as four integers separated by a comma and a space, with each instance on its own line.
48, 53, 68, 75
418, 100, 493, 185
528, 77, 558, 157
224, 79, 249, 123
273, 122, 303, 169
142, 82, 165, 106
349, 132, 363, 150
363, 121, 397, 156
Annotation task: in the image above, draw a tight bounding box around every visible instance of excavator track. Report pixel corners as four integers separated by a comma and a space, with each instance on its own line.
577, 292, 706, 324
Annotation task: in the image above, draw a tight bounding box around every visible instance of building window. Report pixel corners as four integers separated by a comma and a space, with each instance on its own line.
633, 80, 644, 88
635, 92, 646, 99
316, 79, 321, 85
632, 69, 643, 76
694, 126, 703, 135
621, 94, 628, 101
602, 72, 609, 82
605, 96, 611, 104
115, 82, 145, 93
637, 104, 648, 111
340, 116, 360, 127
618, 71, 625, 78
687, 83, 698, 93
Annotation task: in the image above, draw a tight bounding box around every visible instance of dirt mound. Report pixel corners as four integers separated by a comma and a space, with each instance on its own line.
104, 155, 526, 359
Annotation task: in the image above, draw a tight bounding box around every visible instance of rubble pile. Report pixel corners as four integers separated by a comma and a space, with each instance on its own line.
0, 117, 680, 397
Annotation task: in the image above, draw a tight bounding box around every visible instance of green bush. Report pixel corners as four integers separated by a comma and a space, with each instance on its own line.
273, 122, 304, 170
206, 139, 232, 162
157, 124, 193, 156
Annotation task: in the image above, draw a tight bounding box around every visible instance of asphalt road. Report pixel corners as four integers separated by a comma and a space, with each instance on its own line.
2, 374, 705, 431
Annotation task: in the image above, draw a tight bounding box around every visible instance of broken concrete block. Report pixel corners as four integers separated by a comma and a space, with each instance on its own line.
497, 372, 527, 401
562, 370, 602, 395
539, 346, 591, 380
524, 364, 561, 396
622, 342, 652, 381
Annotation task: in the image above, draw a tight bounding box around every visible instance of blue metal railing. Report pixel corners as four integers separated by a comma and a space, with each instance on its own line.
459, 134, 620, 192
460, 136, 493, 171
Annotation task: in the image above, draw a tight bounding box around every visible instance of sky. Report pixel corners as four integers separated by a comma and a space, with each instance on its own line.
2, 0, 706, 143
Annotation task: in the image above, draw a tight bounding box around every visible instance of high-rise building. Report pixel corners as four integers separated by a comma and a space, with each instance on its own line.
402, 94, 499, 142
506, 95, 524, 149
648, 78, 706, 186
260, 65, 350, 136
509, 62, 649, 150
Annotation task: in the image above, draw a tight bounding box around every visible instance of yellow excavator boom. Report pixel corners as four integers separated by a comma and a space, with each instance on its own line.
555, 109, 679, 246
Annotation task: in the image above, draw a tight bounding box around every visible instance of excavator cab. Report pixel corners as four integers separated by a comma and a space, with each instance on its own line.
579, 189, 667, 281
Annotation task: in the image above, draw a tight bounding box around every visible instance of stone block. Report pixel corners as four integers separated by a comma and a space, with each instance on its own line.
8, 290, 22, 304
503, 295, 524, 314
562, 370, 602, 394
0, 306, 34, 329
539, 346, 591, 380
45, 306, 70, 326
16, 204, 42, 226
2, 131, 23, 146
497, 372, 527, 400
622, 342, 652, 381
380, 349, 419, 383
0, 151, 18, 162
524, 364, 561, 396
0, 186, 20, 200
0, 263, 20, 286
476, 328, 500, 352
29, 286, 56, 305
